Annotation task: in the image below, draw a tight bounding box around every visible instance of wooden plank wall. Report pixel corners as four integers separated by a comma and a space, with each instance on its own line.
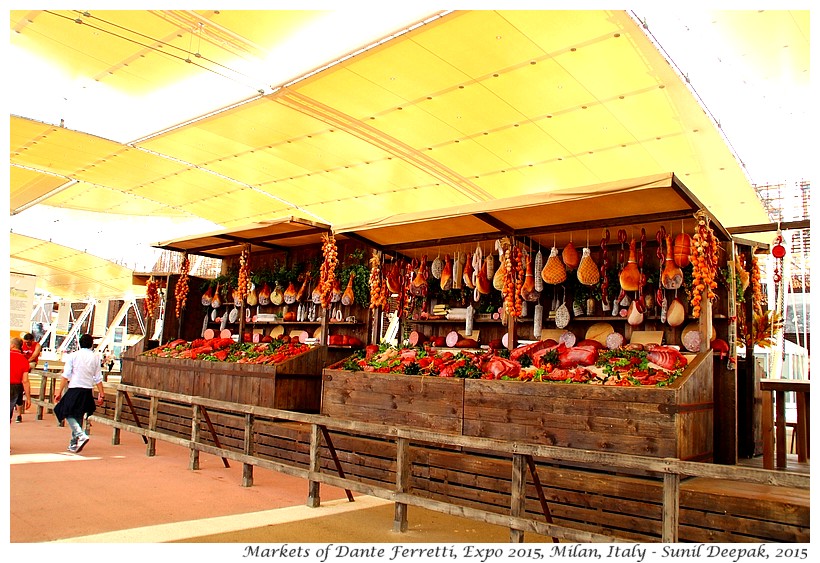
321, 371, 465, 434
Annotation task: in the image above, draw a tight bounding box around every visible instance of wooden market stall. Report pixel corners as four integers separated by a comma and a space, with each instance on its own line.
329, 172, 748, 463
122, 217, 373, 412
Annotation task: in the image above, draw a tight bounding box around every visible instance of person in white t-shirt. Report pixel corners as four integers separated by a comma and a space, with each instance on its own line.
54, 334, 105, 453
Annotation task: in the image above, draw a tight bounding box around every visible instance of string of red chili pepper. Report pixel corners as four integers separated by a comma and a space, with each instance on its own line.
145, 276, 159, 318
600, 229, 610, 308
175, 253, 190, 318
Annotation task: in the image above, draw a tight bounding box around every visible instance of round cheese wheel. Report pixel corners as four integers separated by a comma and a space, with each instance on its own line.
585, 322, 615, 345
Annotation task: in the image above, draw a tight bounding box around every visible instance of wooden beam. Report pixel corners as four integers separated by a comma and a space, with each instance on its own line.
189, 404, 200, 471
307, 424, 321, 507
662, 473, 680, 542
510, 454, 526, 543
394, 437, 410, 533
242, 413, 254, 487
200, 406, 230, 468
728, 219, 810, 235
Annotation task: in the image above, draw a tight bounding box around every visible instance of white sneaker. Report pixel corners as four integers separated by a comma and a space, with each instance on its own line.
75, 435, 90, 453
68, 444, 78, 453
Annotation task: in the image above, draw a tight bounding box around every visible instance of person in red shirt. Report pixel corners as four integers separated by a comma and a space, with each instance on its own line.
10, 337, 32, 422
16, 333, 41, 422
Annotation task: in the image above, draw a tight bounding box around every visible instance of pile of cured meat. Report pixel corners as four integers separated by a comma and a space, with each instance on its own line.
340, 340, 689, 387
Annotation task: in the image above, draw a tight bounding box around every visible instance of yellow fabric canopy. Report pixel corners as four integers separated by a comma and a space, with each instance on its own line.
8, 9, 807, 298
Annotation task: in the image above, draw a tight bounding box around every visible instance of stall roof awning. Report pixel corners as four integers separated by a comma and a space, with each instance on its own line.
10, 233, 143, 300
154, 216, 333, 259
337, 173, 729, 257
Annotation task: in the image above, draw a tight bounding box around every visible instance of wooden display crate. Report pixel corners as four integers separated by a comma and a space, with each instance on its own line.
321, 350, 713, 460
121, 346, 327, 412
463, 351, 713, 460
321, 369, 465, 434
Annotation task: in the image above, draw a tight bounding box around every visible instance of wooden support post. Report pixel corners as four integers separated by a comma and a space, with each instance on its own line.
112, 388, 123, 445
510, 453, 526, 543
189, 404, 201, 471
525, 455, 558, 543
762, 388, 774, 470
200, 407, 231, 468
307, 424, 322, 508
242, 413, 254, 487
662, 472, 680, 543
393, 437, 410, 533
147, 396, 158, 457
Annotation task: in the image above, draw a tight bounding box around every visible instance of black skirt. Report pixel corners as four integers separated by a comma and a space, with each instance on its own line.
54, 387, 96, 422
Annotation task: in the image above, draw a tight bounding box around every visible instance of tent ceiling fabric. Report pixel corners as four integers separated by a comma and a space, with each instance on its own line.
10, 233, 143, 300
8, 9, 804, 298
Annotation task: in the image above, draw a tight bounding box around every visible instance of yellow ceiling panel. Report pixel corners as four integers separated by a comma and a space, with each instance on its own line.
494, 158, 599, 195
313, 156, 445, 193
479, 58, 592, 120
710, 10, 809, 85
10, 10, 196, 93
177, 188, 294, 225
270, 129, 394, 170
641, 135, 704, 176
190, 10, 325, 51
471, 122, 570, 168
603, 88, 683, 142
412, 82, 527, 137
500, 10, 624, 55
408, 11, 546, 80
538, 104, 636, 156
128, 168, 243, 208
205, 151, 309, 186
71, 146, 190, 189
365, 104, 463, 148
9, 115, 55, 147
10, 118, 124, 176
139, 126, 261, 166
10, 166, 68, 213
556, 33, 660, 102
336, 36, 472, 101
424, 138, 512, 178
465, 167, 531, 198
39, 181, 189, 217
293, 67, 408, 119
10, 233, 142, 300
305, 186, 474, 232
573, 149, 664, 185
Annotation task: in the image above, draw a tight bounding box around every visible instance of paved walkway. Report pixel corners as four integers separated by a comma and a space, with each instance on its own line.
8, 412, 542, 549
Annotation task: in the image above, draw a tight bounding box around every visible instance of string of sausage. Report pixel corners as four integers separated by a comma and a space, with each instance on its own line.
655, 226, 666, 306
600, 229, 610, 307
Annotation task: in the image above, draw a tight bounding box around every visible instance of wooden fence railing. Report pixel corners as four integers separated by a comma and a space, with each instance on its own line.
30, 373, 809, 543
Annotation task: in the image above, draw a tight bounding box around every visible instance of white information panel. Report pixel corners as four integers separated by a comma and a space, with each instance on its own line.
10, 272, 37, 335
